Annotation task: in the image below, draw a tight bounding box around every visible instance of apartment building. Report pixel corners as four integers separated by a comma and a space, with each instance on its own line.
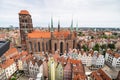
0, 59, 17, 79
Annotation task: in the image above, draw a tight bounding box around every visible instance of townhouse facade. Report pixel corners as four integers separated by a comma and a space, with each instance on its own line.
0, 68, 7, 80
55, 63, 64, 80
105, 49, 120, 69
69, 50, 105, 69
48, 57, 57, 80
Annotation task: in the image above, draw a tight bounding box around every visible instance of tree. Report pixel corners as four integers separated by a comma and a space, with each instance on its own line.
11, 77, 16, 80
78, 32, 82, 36
100, 44, 107, 50
91, 36, 94, 39
102, 35, 108, 39
93, 43, 100, 51
108, 43, 115, 50
82, 45, 89, 51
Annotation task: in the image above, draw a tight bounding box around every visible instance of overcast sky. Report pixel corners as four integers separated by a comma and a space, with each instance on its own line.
0, 0, 120, 28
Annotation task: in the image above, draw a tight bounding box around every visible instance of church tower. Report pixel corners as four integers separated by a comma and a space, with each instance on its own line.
19, 10, 33, 50
58, 20, 60, 32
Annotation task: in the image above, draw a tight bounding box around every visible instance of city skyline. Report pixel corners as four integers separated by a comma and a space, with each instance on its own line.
0, 0, 120, 27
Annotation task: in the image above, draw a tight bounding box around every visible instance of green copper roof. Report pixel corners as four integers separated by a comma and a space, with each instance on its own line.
51, 17, 53, 31
76, 22, 78, 32
70, 19, 73, 31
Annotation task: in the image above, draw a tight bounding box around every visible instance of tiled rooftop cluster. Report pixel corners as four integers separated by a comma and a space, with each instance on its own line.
48, 52, 87, 80
90, 69, 112, 80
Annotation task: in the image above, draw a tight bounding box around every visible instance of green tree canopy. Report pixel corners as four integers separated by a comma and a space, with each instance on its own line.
93, 43, 100, 51
82, 45, 89, 51
11, 77, 16, 80
108, 43, 115, 50
100, 44, 107, 50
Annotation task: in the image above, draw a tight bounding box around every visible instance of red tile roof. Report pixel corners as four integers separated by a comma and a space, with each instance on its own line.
21, 51, 28, 56
114, 53, 120, 58
19, 10, 29, 15
0, 59, 15, 69
91, 69, 112, 80
22, 54, 32, 62
91, 71, 103, 80
4, 48, 18, 57
28, 31, 51, 38
74, 74, 87, 80
54, 30, 70, 38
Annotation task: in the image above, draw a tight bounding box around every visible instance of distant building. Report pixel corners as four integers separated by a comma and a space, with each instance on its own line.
19, 10, 77, 54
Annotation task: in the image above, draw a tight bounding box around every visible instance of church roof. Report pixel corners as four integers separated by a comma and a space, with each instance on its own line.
27, 30, 71, 39
28, 31, 51, 38
54, 30, 70, 38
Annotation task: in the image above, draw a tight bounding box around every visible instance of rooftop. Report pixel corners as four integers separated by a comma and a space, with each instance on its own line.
28, 31, 51, 38
4, 48, 18, 57
27, 30, 72, 39
19, 10, 30, 15
0, 59, 15, 69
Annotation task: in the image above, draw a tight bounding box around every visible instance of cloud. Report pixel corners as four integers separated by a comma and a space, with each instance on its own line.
0, 0, 120, 27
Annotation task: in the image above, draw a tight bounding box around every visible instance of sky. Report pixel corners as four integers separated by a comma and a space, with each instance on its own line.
0, 0, 120, 28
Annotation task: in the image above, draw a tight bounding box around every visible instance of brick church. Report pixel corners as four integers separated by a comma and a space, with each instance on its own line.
19, 10, 78, 55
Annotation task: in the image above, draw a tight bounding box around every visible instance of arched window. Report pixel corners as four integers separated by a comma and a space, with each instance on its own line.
77, 44, 80, 49
29, 42, 32, 51
42, 42, 44, 51
34, 42, 37, 52
73, 40, 75, 49
46, 42, 48, 50
60, 42, 63, 55
25, 19, 27, 23
66, 43, 69, 53
49, 40, 51, 50
38, 42, 40, 52
54, 43, 57, 51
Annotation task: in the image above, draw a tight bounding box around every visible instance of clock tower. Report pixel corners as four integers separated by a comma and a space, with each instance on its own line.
19, 10, 33, 50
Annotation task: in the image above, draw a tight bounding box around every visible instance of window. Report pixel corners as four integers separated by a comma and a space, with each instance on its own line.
25, 19, 27, 23
66, 43, 68, 53
46, 42, 48, 50
34, 42, 37, 52
29, 42, 32, 51
54, 43, 57, 51
73, 40, 75, 49
60, 42, 63, 54
22, 20, 24, 23
38, 42, 40, 52
42, 42, 44, 51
